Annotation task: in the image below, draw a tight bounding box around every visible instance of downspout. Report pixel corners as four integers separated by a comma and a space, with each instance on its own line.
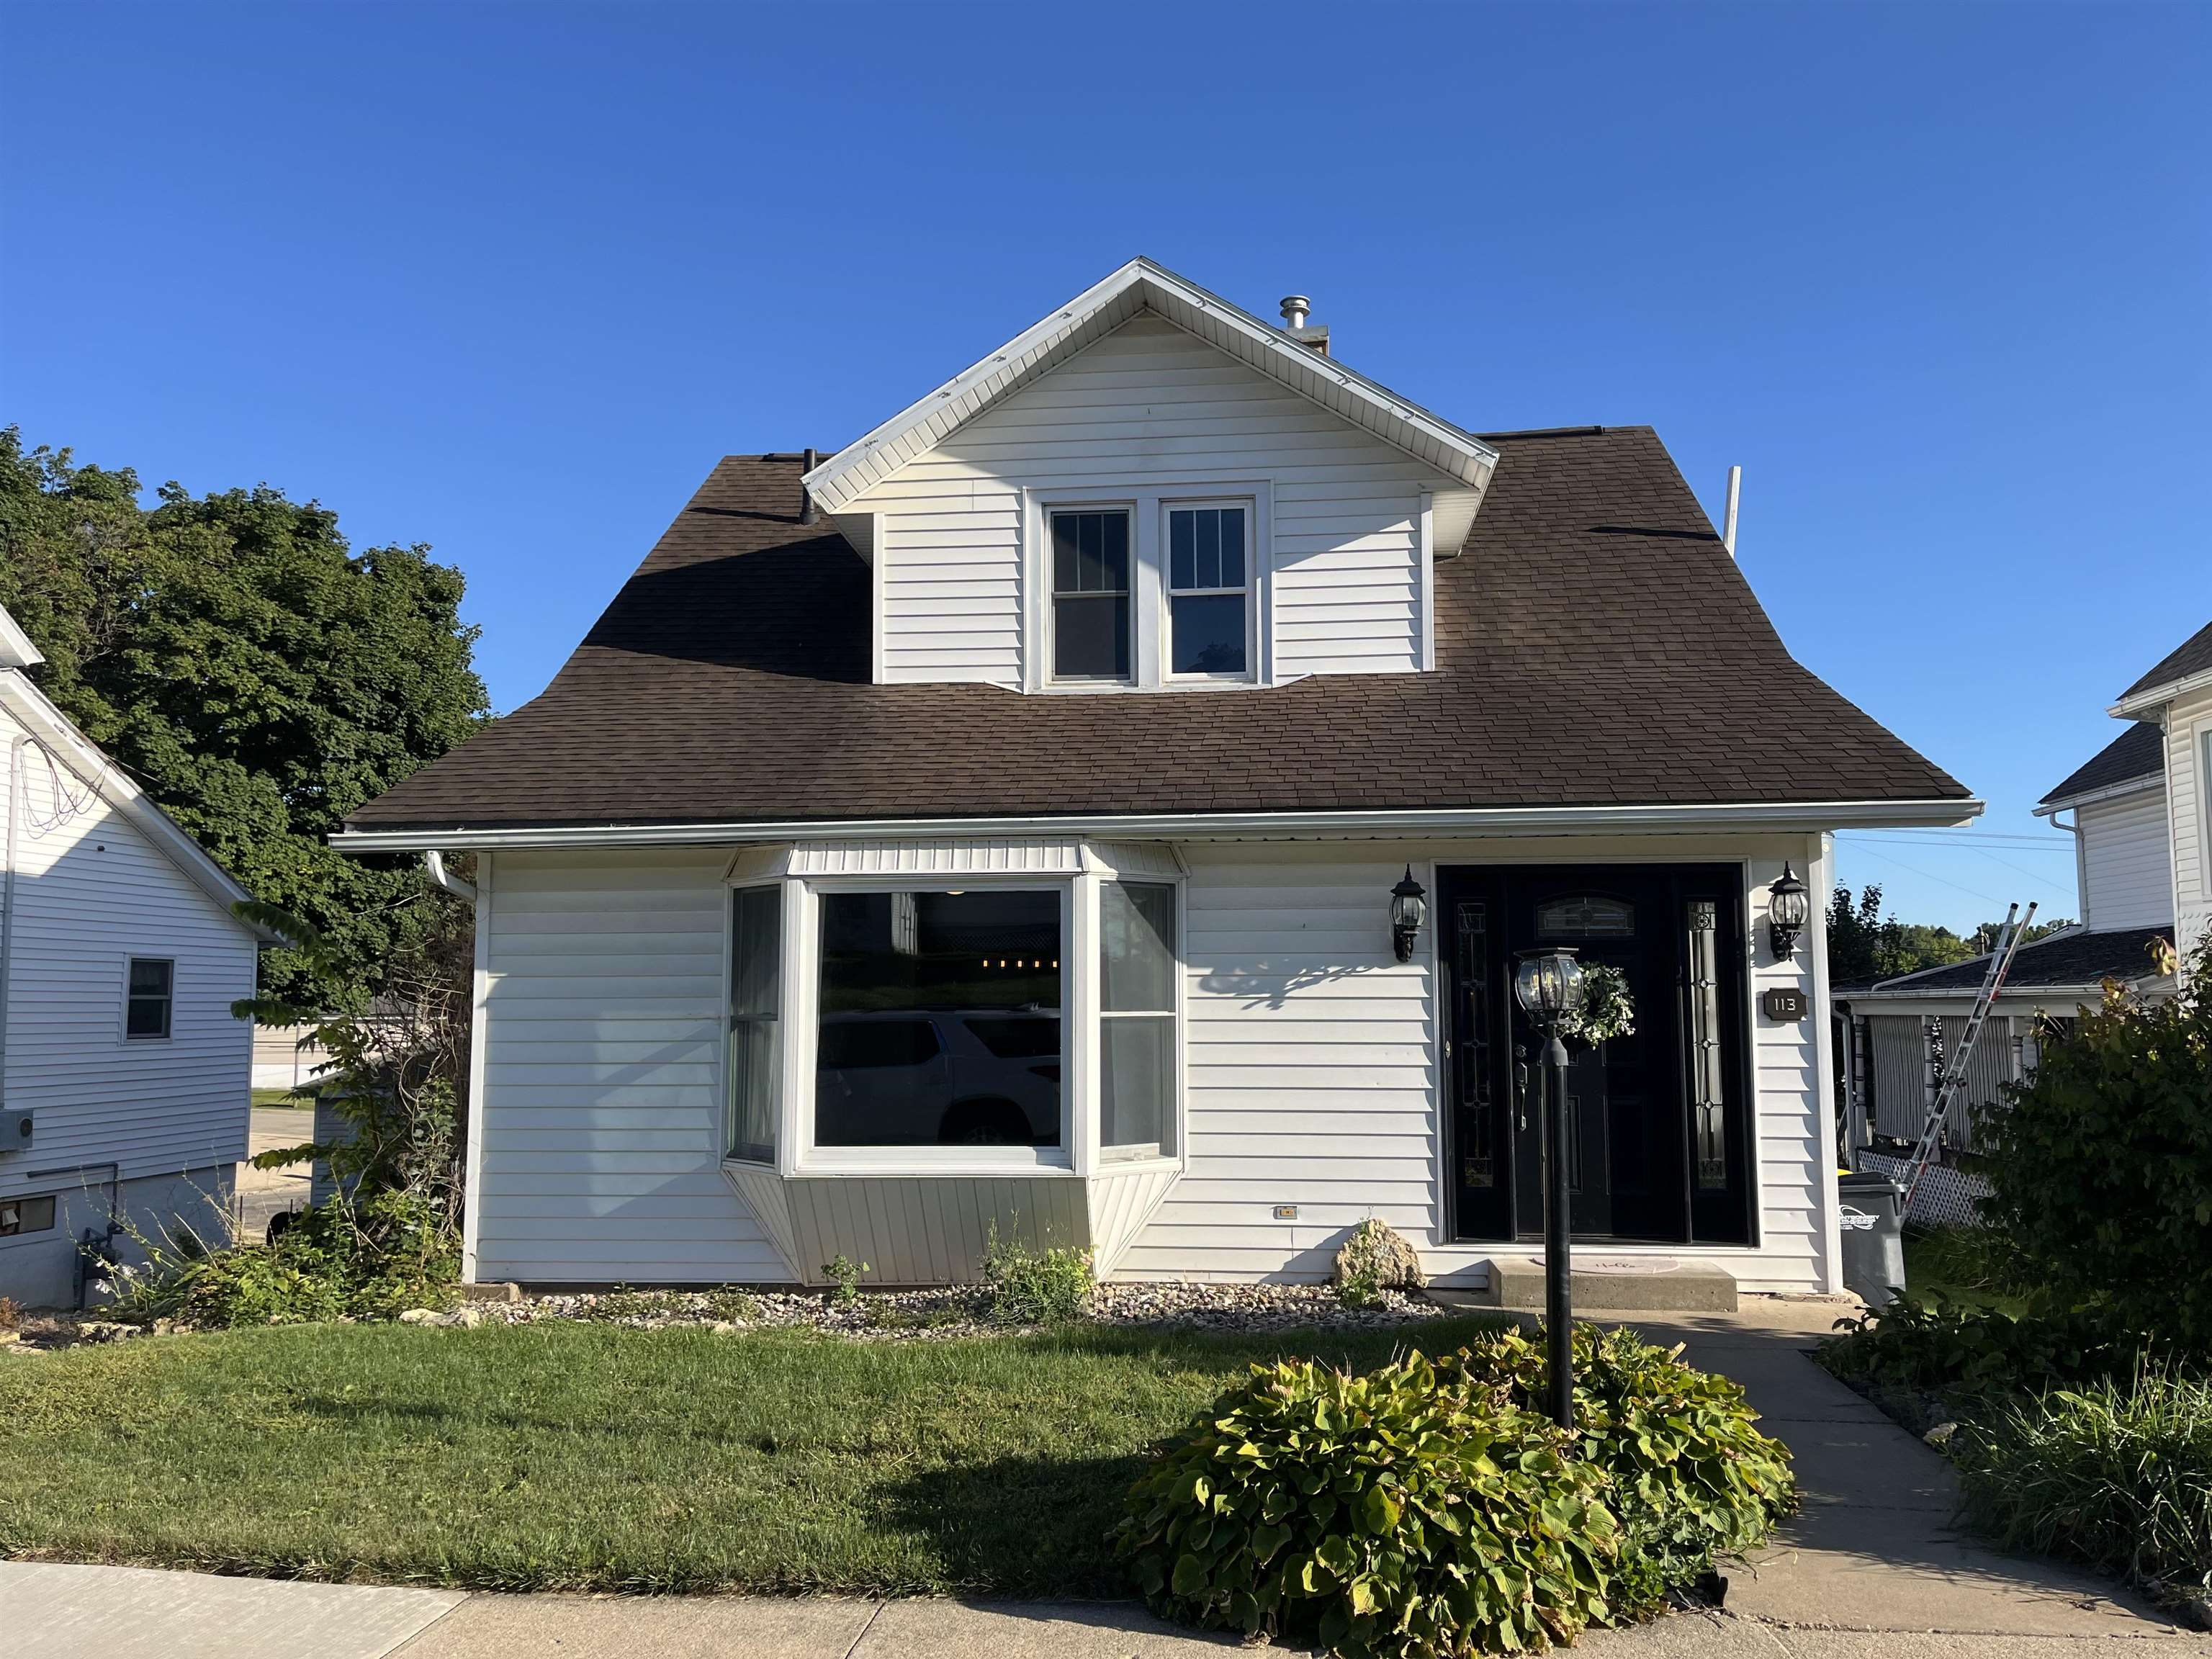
425, 850, 477, 902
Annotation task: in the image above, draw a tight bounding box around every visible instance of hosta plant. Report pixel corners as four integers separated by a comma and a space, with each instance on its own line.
1114, 1352, 1619, 1657
1444, 1325, 1796, 1612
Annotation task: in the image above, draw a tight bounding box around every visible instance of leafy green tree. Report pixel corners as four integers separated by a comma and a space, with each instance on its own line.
0, 428, 488, 1002
1826, 883, 1980, 983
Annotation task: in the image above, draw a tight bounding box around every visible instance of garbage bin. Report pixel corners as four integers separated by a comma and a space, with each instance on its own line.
1837, 1169, 1907, 1305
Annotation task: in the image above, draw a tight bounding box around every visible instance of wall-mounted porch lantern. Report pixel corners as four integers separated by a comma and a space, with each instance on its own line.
1390, 866, 1429, 963
1512, 945, 1583, 1431
1767, 863, 1810, 961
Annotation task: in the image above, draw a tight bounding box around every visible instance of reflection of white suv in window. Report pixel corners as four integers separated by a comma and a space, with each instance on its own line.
815, 1008, 1061, 1146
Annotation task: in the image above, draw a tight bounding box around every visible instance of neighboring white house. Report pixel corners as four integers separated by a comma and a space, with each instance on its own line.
0, 604, 273, 1308
1833, 626, 2211, 1158
334, 258, 1979, 1301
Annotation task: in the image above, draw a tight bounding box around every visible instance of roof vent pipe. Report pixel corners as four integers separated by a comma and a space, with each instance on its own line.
800, 448, 818, 526
1280, 295, 1310, 330
1722, 465, 1741, 557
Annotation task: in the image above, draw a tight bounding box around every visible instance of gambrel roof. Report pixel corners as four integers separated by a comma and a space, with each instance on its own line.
801, 258, 1499, 519
339, 427, 1974, 845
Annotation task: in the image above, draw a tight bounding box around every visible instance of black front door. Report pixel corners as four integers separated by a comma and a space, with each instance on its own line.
1442, 864, 1753, 1246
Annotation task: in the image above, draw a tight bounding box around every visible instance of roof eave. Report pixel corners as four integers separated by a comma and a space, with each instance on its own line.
2034, 771, 2164, 815
801, 256, 1499, 517
2111, 662, 2212, 719
332, 794, 1982, 854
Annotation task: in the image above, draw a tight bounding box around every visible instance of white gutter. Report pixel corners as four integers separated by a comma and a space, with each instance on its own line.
332, 796, 1984, 854
2112, 664, 2212, 721
2033, 773, 2164, 816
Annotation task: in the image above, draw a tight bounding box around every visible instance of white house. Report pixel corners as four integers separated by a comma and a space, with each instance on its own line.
1835, 624, 2210, 1156
0, 604, 271, 1308
335, 259, 1978, 1301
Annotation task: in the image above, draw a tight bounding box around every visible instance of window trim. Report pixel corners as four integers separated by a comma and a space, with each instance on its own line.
1044, 501, 1138, 688
122, 956, 174, 1042
1161, 498, 1258, 685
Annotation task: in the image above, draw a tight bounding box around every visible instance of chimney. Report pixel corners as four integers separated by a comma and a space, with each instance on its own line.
1279, 294, 1330, 357
800, 447, 817, 526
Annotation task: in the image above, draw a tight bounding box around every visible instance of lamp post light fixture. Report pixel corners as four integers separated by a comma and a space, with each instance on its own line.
1512, 945, 1583, 1431
1390, 866, 1429, 963
1767, 863, 1810, 961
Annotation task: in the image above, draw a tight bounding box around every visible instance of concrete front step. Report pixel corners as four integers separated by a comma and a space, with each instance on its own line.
1472, 1256, 1740, 1312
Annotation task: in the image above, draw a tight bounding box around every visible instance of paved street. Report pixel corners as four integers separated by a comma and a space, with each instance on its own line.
234, 1102, 315, 1241
6, 1299, 2203, 1658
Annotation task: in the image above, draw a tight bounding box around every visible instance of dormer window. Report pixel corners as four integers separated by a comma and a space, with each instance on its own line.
1167, 504, 1251, 678
1049, 508, 1133, 681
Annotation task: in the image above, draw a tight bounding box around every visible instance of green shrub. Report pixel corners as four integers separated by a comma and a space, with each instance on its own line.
820, 1255, 871, 1306
981, 1225, 1093, 1324
1953, 1367, 2212, 1599
107, 1189, 459, 1328
1818, 1298, 2164, 1401
1115, 1352, 1618, 1656
1445, 1325, 1796, 1611
1974, 938, 2212, 1351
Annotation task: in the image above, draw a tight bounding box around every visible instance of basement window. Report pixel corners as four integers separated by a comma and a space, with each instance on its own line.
0, 1195, 57, 1236
125, 958, 174, 1040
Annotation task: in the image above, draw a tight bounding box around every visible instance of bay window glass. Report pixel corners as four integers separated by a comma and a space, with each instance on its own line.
1100, 881, 1177, 1157
1167, 505, 1248, 676
817, 890, 1062, 1148
727, 886, 781, 1163
1051, 510, 1130, 680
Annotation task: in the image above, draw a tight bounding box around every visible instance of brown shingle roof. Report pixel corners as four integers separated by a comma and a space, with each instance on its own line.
2040, 721, 2165, 806
2121, 619, 2212, 702
346, 427, 1969, 832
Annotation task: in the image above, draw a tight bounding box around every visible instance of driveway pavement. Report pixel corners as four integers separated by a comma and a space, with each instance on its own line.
6, 1298, 2203, 1658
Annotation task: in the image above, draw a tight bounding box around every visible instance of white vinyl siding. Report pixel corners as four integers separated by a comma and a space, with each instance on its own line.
853, 312, 1431, 686
0, 700, 256, 1192
2169, 691, 2212, 966
475, 850, 791, 1283
2076, 785, 2174, 928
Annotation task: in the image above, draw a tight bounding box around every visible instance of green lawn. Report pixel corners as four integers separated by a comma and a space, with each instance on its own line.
250, 1087, 315, 1110
1902, 1228, 2030, 1316
0, 1317, 1499, 1595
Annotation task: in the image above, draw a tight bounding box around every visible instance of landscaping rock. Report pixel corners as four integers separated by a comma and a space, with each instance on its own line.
1332, 1218, 1426, 1292
397, 1308, 441, 1325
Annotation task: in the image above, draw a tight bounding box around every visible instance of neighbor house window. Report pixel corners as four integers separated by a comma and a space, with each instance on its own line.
125, 958, 173, 1039
815, 889, 1063, 1148
1100, 882, 1177, 1158
1166, 505, 1249, 677
0, 1195, 57, 1236
1051, 509, 1130, 680
727, 886, 781, 1163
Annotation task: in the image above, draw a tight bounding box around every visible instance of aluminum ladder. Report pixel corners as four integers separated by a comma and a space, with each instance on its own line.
1900, 900, 2036, 1210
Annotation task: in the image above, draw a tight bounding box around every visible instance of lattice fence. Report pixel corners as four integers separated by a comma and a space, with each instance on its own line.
1853, 1148, 1991, 1230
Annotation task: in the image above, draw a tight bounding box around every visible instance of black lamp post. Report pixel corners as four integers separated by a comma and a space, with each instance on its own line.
1389, 866, 1428, 963
1513, 945, 1583, 1431
1767, 863, 1810, 960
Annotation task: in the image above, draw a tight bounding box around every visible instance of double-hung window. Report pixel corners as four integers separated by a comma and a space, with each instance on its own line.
727, 886, 781, 1163
125, 958, 173, 1040
1166, 504, 1249, 678
1099, 882, 1177, 1159
1050, 509, 1131, 681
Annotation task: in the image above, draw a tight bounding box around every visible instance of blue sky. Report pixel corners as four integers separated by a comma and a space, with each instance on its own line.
4, 3, 2205, 932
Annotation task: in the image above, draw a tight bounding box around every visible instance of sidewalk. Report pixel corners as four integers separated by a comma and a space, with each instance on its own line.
6, 1300, 2202, 1658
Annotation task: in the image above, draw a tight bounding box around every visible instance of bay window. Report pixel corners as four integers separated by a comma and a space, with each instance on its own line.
815, 889, 1064, 1148
726, 885, 781, 1163
723, 854, 1184, 1174
1100, 881, 1177, 1159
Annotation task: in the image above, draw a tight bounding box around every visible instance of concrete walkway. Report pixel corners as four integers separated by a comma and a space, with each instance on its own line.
6, 1300, 2203, 1657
